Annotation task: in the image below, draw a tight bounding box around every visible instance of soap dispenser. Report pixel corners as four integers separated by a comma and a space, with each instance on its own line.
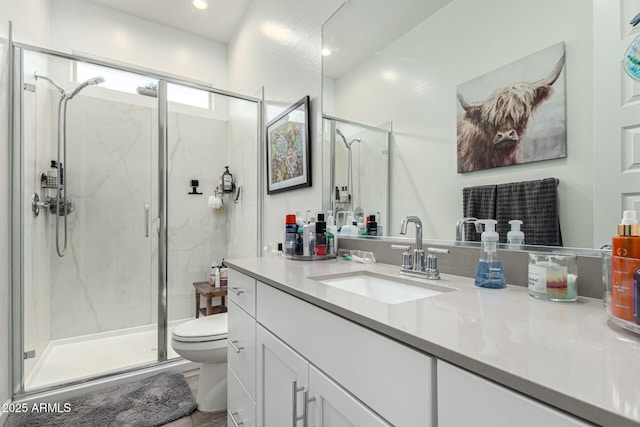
475, 219, 506, 289
507, 220, 525, 245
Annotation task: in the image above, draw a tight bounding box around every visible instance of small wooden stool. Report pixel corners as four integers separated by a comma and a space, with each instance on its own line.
193, 281, 228, 317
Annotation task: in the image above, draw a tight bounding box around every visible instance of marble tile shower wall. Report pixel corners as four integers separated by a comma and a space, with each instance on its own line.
166, 111, 229, 322
46, 95, 228, 340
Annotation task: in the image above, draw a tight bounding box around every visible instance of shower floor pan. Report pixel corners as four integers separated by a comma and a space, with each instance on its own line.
25, 321, 185, 391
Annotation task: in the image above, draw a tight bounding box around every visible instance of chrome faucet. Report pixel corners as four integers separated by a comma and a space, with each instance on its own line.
394, 216, 449, 279
455, 217, 483, 242
400, 216, 425, 271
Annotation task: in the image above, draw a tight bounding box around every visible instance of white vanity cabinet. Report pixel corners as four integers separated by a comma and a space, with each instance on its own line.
437, 361, 591, 427
256, 324, 391, 427
227, 269, 257, 426
257, 281, 436, 427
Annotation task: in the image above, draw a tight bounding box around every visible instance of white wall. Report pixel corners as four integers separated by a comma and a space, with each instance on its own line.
49, 0, 227, 86
0, 0, 51, 408
330, 0, 593, 248
228, 0, 344, 249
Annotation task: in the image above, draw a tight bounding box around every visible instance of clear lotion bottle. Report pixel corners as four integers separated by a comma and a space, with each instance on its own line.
475, 219, 506, 289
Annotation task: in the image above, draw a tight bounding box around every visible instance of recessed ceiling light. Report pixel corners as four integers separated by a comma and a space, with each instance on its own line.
321, 48, 332, 56
192, 0, 208, 10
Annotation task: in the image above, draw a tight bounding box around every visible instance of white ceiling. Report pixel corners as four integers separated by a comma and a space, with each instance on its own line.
322, 0, 452, 79
85, 0, 252, 43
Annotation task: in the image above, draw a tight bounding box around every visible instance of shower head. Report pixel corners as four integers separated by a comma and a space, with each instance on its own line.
34, 73, 68, 96
67, 76, 105, 100
336, 128, 350, 150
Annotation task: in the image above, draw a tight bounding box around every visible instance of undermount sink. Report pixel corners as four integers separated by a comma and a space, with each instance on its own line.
309, 271, 455, 304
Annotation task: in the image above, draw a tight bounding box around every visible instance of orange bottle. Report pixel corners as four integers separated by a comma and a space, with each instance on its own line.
611, 210, 640, 321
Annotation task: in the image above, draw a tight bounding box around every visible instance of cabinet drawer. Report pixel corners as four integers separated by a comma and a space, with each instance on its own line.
257, 282, 435, 427
228, 268, 256, 317
228, 365, 256, 427
228, 299, 256, 399
437, 361, 590, 427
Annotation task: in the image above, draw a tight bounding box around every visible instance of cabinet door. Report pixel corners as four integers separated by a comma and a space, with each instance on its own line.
228, 365, 256, 427
257, 325, 309, 427
437, 361, 591, 427
308, 365, 391, 427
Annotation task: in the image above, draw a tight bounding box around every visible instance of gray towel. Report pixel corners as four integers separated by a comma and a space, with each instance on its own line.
495, 177, 562, 246
462, 185, 497, 241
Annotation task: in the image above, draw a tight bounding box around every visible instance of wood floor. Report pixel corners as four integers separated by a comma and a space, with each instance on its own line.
162, 370, 227, 427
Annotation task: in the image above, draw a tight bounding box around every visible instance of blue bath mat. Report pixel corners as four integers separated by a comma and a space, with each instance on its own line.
6, 371, 197, 426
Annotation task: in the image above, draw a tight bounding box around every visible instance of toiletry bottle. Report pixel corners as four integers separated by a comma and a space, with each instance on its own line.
219, 260, 228, 287
222, 166, 234, 193
47, 160, 58, 187
327, 230, 335, 256
341, 221, 359, 236
367, 215, 378, 236
214, 266, 220, 288
209, 263, 216, 286
612, 210, 640, 258
611, 210, 640, 321
327, 210, 335, 228
304, 217, 316, 256
475, 220, 506, 289
302, 220, 311, 256
326, 212, 338, 255
507, 220, 525, 245
285, 214, 297, 256
316, 220, 327, 255
295, 226, 304, 256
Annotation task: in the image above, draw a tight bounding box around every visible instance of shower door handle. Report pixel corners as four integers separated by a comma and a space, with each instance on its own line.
144, 205, 150, 238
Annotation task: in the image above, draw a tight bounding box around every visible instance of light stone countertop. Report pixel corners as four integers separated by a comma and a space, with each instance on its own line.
226, 257, 640, 427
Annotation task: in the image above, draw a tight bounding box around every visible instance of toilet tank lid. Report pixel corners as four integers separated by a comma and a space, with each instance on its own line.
172, 313, 228, 341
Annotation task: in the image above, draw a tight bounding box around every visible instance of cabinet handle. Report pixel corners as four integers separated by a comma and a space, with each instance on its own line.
229, 286, 244, 296
144, 204, 149, 238
303, 390, 316, 427
228, 410, 244, 427
292, 379, 305, 426
228, 339, 243, 353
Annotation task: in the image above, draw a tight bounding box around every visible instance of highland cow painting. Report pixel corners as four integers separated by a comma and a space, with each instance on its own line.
266, 96, 311, 194
456, 42, 567, 173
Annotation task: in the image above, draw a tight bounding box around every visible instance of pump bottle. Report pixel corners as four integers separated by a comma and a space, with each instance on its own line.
507, 220, 525, 245
475, 219, 506, 289
611, 210, 640, 321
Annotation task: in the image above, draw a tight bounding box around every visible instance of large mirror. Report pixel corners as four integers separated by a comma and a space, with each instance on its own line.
322, 0, 637, 250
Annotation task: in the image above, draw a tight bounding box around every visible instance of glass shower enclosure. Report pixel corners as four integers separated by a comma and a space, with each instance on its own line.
10, 44, 260, 396
322, 115, 391, 235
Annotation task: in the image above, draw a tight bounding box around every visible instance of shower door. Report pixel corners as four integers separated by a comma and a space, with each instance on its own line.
16, 49, 161, 392
12, 43, 261, 397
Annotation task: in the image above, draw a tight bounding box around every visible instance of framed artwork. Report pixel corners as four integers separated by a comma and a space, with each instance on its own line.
266, 96, 311, 194
456, 42, 567, 173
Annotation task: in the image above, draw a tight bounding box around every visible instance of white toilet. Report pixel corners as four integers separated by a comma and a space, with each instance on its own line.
171, 313, 228, 412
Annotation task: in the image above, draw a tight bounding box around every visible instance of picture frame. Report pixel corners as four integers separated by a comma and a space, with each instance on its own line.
456, 42, 566, 173
266, 95, 311, 194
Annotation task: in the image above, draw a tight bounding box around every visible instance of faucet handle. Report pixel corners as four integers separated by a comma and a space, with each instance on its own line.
391, 244, 413, 270
424, 247, 449, 280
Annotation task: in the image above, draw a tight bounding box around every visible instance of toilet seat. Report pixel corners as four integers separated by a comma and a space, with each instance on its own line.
172, 313, 228, 343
